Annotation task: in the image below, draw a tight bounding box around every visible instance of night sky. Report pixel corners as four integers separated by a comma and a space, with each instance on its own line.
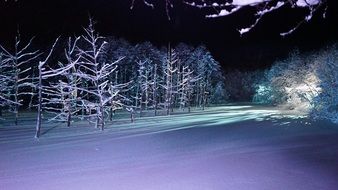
0, 0, 337, 70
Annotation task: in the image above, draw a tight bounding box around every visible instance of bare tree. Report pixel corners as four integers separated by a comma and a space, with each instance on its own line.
76, 18, 124, 130
41, 37, 82, 127
152, 63, 159, 115
0, 53, 11, 117
63, 37, 82, 126
162, 44, 178, 115
35, 38, 60, 138
0, 32, 41, 125
137, 59, 154, 116
178, 66, 199, 112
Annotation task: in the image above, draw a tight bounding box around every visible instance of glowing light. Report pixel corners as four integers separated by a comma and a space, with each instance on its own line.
284, 72, 322, 111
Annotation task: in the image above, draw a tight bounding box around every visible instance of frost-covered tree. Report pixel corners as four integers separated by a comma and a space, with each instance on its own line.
107, 80, 130, 121
0, 52, 29, 119
253, 46, 337, 123
162, 44, 178, 115
76, 18, 124, 130
42, 81, 74, 125
0, 33, 41, 125
254, 50, 322, 112
193, 45, 222, 109
311, 46, 338, 123
41, 37, 81, 127
151, 63, 160, 115
258, 51, 318, 110
131, 61, 143, 116
136, 60, 153, 116
131, 59, 154, 117
0, 53, 11, 117
62, 37, 82, 126
36, 38, 60, 138
177, 66, 199, 111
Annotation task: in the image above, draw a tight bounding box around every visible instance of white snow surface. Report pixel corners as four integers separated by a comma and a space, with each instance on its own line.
1, 105, 338, 190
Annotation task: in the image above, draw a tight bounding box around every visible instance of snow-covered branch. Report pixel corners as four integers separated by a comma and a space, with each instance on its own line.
0, 33, 41, 124
133, 0, 325, 36
75, 17, 126, 130
35, 37, 60, 138
190, 0, 325, 36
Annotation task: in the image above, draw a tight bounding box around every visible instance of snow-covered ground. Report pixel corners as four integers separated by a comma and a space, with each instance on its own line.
1, 105, 338, 190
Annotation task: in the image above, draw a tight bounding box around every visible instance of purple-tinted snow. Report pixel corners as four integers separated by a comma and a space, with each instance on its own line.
1, 105, 338, 190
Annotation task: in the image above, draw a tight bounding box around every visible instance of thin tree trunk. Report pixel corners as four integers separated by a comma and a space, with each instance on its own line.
153, 64, 157, 116
35, 70, 42, 138
109, 106, 113, 121
96, 106, 100, 129
28, 65, 35, 110
188, 91, 191, 113
14, 42, 19, 126
131, 111, 134, 123
145, 70, 149, 111
100, 105, 104, 131
202, 85, 206, 111
14, 74, 18, 125
67, 111, 71, 127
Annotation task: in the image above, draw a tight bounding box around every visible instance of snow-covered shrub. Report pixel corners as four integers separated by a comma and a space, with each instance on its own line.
311, 46, 338, 123
252, 83, 273, 104
254, 46, 338, 123
254, 50, 320, 111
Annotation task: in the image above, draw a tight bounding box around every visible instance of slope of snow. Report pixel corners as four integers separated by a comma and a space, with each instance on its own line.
1, 105, 338, 190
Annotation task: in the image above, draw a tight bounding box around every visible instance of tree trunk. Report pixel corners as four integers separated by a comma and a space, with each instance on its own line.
140, 101, 143, 117
14, 76, 18, 125
131, 111, 134, 123
67, 111, 71, 127
28, 65, 35, 110
202, 85, 205, 111
109, 106, 113, 121
188, 93, 191, 113
81, 104, 85, 120
35, 70, 42, 139
100, 105, 104, 131
153, 64, 157, 116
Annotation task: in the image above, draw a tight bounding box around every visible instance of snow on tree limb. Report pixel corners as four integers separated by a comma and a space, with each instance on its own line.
3, 0, 327, 36
185, 0, 325, 36
35, 37, 60, 138
133, 0, 325, 36
74, 17, 127, 130
0, 32, 42, 124
39, 37, 60, 69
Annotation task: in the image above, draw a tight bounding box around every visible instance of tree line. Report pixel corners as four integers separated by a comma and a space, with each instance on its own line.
0, 18, 225, 138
